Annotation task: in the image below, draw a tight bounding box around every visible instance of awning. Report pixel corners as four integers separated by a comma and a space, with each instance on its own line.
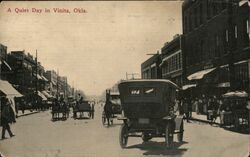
42, 90, 54, 98
51, 80, 57, 86
2, 60, 12, 71
187, 68, 216, 80
0, 80, 23, 97
34, 74, 43, 80
182, 84, 196, 90
41, 76, 48, 82
37, 91, 47, 101
222, 91, 248, 98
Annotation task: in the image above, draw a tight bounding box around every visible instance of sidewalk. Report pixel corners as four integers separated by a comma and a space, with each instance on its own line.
16, 110, 39, 118
190, 112, 221, 125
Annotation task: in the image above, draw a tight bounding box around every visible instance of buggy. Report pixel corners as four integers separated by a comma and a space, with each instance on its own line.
73, 101, 94, 119
102, 90, 122, 125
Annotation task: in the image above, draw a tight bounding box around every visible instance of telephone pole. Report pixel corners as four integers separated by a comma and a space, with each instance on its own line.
227, 0, 236, 90
35, 50, 38, 104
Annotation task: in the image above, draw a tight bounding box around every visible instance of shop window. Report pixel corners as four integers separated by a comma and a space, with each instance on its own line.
216, 35, 219, 46
184, 15, 188, 33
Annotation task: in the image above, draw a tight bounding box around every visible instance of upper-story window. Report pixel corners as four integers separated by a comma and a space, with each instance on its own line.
247, 20, 249, 35
225, 29, 229, 42
200, 3, 203, 25
189, 11, 192, 31
194, 7, 198, 28
234, 25, 238, 39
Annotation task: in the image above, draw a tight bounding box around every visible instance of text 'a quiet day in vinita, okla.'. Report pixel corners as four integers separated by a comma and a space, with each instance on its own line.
7, 7, 87, 14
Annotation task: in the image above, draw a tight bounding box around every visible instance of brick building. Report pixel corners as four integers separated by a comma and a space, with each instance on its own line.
161, 34, 184, 87
141, 53, 162, 79
182, 0, 250, 94
7, 51, 47, 96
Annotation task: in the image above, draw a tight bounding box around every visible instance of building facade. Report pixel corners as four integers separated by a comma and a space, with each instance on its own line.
161, 35, 184, 87
0, 44, 11, 80
44, 70, 58, 97
141, 53, 162, 79
182, 0, 250, 93
7, 51, 47, 96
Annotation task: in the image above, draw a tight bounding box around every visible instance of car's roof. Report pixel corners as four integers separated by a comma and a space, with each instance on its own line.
120, 79, 179, 88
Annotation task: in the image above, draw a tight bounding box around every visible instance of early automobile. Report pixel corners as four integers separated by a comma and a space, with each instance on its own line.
118, 79, 184, 148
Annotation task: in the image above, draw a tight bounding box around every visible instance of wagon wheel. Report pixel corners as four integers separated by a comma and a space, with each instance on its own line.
119, 123, 128, 148
165, 123, 174, 148
177, 121, 184, 142
102, 111, 106, 125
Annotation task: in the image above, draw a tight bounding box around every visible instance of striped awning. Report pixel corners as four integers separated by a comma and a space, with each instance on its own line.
0, 80, 23, 97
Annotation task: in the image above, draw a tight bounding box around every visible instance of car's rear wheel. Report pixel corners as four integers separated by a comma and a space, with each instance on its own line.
119, 123, 128, 148
165, 123, 173, 149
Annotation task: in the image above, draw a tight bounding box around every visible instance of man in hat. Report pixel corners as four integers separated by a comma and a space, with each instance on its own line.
1, 97, 15, 139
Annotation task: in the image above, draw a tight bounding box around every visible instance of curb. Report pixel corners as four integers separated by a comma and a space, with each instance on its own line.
190, 117, 220, 125
17, 111, 39, 118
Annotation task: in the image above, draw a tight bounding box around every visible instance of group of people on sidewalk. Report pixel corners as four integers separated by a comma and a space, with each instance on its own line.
176, 94, 249, 126
177, 95, 228, 124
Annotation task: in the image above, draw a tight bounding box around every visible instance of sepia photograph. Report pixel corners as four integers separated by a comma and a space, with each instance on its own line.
0, 0, 249, 157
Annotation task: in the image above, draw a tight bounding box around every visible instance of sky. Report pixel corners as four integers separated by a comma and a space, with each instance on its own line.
0, 1, 182, 96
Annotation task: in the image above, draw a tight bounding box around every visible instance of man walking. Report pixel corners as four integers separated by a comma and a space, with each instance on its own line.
1, 97, 15, 139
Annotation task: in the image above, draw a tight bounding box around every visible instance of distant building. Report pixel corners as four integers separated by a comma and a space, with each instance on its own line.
44, 70, 58, 97
141, 53, 162, 79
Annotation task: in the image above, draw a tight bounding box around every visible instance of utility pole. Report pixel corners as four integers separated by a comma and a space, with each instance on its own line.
56, 69, 59, 99
227, 0, 236, 91
35, 50, 38, 106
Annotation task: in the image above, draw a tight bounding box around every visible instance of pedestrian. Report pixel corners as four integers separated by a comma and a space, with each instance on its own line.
91, 103, 95, 119
194, 97, 199, 114
183, 98, 190, 122
104, 98, 112, 126
1, 97, 15, 140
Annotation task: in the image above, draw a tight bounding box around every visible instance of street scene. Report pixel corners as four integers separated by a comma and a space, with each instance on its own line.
0, 106, 249, 157
0, 0, 250, 157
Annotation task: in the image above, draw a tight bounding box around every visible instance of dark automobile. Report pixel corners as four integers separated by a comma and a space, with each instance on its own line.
118, 79, 184, 148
